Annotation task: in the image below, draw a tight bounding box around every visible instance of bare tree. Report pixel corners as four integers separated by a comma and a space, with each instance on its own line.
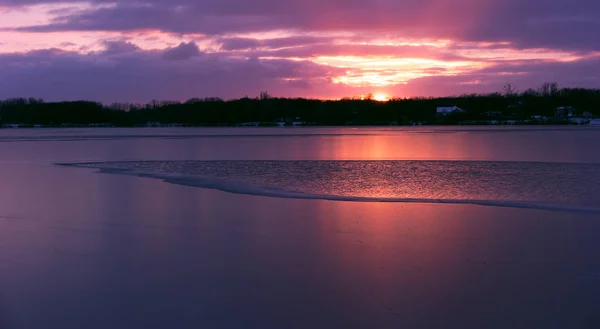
260, 91, 271, 100
523, 88, 538, 96
28, 97, 44, 105
503, 83, 517, 96
539, 82, 559, 96
185, 98, 203, 104
539, 83, 551, 96
550, 82, 559, 96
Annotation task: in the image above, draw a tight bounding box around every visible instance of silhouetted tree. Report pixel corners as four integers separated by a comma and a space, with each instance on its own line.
1, 87, 599, 127
260, 91, 271, 100
503, 83, 517, 97
539, 82, 559, 97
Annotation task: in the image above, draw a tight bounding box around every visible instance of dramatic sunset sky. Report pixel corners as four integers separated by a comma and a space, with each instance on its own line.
1, 0, 599, 102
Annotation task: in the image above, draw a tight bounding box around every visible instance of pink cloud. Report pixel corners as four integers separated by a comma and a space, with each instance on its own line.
1, 45, 599, 102
0, 0, 599, 100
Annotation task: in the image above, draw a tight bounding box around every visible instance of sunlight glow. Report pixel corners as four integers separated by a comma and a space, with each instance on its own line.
318, 55, 488, 87
373, 93, 390, 102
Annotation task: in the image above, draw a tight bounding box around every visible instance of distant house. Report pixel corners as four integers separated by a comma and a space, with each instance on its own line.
569, 117, 590, 125
531, 115, 547, 122
276, 117, 308, 127
565, 109, 595, 125
437, 106, 466, 116
483, 111, 504, 118
555, 106, 576, 117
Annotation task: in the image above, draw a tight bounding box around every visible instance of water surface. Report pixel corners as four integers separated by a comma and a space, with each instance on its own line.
1, 127, 599, 329
65, 160, 600, 212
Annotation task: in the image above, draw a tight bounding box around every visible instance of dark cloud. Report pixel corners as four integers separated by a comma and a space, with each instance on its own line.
219, 38, 262, 51
161, 42, 200, 60
1, 45, 599, 102
284, 79, 311, 89
6, 0, 599, 51
0, 47, 343, 102
102, 40, 140, 54
2, 0, 600, 100
259, 36, 335, 49
460, 1, 600, 51
218, 36, 336, 52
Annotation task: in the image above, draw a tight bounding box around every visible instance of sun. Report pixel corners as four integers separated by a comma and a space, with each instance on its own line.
373, 93, 390, 102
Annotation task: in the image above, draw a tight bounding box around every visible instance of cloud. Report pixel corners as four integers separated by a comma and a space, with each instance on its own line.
102, 40, 140, 54
7, 0, 599, 52
219, 37, 262, 51
161, 41, 200, 60
459, 1, 600, 51
218, 36, 339, 53
1, 45, 599, 102
223, 42, 469, 61
59, 41, 76, 47
0, 46, 343, 102
256, 36, 335, 49
1, 0, 599, 100
393, 55, 600, 97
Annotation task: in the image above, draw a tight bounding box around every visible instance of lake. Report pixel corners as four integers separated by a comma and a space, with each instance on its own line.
1, 126, 600, 329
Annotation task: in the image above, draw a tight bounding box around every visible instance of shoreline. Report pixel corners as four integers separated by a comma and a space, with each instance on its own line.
2, 123, 600, 129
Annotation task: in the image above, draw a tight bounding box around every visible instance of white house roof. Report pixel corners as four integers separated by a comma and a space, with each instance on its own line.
437, 106, 464, 113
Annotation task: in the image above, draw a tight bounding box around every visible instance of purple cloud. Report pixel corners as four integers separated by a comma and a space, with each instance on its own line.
161, 42, 200, 60
6, 0, 599, 52
218, 36, 337, 52
219, 38, 262, 51
218, 42, 469, 61
102, 40, 140, 54
1, 0, 599, 101
1, 44, 599, 102
393, 55, 600, 97
0, 46, 343, 102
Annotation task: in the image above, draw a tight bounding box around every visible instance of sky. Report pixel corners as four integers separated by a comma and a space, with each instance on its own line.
0, 0, 599, 102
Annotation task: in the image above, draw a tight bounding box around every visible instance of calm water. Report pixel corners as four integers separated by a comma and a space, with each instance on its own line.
1, 127, 600, 329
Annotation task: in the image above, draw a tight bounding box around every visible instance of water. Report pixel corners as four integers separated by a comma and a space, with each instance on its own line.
64, 160, 600, 212
1, 127, 600, 329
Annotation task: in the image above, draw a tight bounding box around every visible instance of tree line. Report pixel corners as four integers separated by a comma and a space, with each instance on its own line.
1, 84, 599, 126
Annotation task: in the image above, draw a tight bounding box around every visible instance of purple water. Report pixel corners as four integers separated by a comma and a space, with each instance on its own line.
1, 127, 600, 329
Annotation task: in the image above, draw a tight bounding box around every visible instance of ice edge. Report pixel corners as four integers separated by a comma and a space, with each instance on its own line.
57, 163, 600, 214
